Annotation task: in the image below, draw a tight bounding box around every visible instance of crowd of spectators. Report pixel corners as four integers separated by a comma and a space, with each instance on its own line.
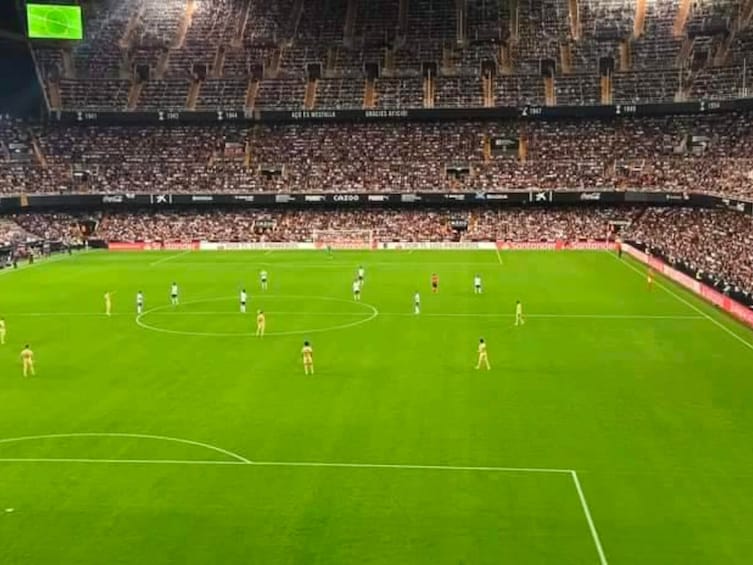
9, 205, 753, 298
2, 113, 753, 196
9, 213, 85, 243
629, 207, 753, 299
0, 219, 38, 247
30, 0, 752, 111
7, 201, 751, 289
11, 207, 632, 244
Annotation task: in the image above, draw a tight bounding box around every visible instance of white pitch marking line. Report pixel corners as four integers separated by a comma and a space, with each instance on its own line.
0, 433, 606, 560
0, 458, 247, 466
149, 250, 192, 267
0, 456, 605, 560
2, 312, 705, 320
0, 455, 571, 475
0, 253, 73, 277
0, 432, 251, 464
135, 295, 380, 338
571, 470, 609, 565
495, 247, 504, 265
140, 311, 371, 317
384, 313, 703, 320
245, 460, 572, 474
614, 254, 753, 352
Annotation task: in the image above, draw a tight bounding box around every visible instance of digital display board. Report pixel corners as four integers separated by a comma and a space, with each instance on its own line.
27, 3, 83, 40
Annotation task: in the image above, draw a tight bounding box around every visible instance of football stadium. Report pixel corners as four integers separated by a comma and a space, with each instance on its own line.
1, 0, 753, 563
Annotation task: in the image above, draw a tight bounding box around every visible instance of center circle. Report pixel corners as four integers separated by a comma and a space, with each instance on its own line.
135, 295, 379, 337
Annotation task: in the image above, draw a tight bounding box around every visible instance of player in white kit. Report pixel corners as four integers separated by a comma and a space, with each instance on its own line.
260, 270, 269, 291
240, 289, 248, 313
357, 266, 365, 286
515, 300, 525, 326
170, 282, 179, 306
414, 291, 421, 315
136, 291, 144, 315
473, 274, 482, 294
352, 279, 362, 301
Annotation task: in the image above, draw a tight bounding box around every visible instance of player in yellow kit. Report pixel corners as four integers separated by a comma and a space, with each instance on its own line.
21, 344, 34, 377
256, 310, 266, 337
0, 318, 6, 345
476, 338, 490, 370
104, 291, 112, 316
302, 341, 314, 375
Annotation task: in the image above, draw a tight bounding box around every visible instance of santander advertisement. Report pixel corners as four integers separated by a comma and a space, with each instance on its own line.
108, 241, 200, 251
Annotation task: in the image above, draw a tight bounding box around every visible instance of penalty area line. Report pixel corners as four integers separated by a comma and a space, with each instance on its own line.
0, 456, 605, 560
0, 456, 571, 474
0, 457, 607, 563
571, 470, 609, 565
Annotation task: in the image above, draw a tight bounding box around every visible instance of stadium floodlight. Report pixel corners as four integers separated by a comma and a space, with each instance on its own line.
26, 3, 83, 40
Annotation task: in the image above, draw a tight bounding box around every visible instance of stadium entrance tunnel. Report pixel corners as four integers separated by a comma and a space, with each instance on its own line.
135, 295, 378, 337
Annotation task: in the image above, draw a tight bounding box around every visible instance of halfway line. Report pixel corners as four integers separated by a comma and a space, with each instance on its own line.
0, 310, 706, 320
149, 250, 192, 267
2, 311, 705, 320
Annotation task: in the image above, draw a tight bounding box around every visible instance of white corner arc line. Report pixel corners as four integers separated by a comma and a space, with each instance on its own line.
571, 470, 609, 565
614, 254, 753, 352
0, 433, 251, 464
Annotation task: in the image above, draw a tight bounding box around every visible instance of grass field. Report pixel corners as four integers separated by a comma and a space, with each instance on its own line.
2, 249, 753, 564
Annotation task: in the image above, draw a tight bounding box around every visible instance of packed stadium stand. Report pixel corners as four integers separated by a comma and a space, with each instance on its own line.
6, 0, 753, 313
2, 113, 753, 196
29, 0, 752, 111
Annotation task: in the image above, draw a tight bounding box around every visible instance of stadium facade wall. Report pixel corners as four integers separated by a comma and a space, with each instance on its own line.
51, 98, 753, 125
2, 192, 752, 210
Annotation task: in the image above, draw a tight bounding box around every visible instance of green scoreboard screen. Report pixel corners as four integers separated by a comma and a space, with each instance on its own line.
27, 3, 83, 40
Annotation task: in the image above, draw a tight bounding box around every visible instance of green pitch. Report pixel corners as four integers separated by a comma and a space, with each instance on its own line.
26, 3, 83, 40
1, 249, 753, 564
